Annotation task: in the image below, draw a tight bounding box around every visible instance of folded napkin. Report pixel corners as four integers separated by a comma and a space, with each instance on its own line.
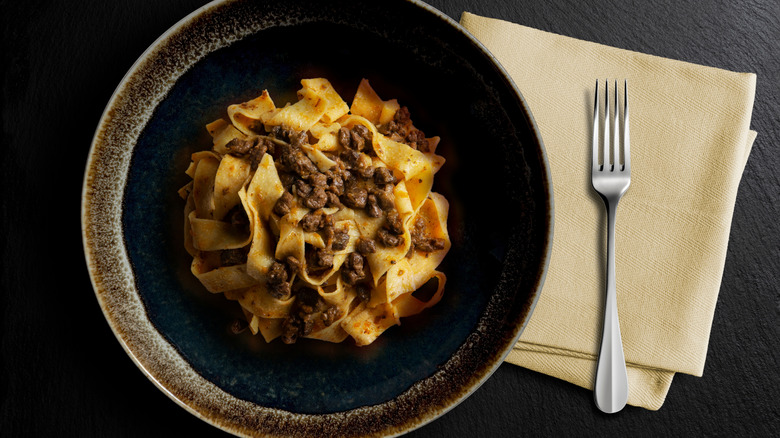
459, 12, 757, 410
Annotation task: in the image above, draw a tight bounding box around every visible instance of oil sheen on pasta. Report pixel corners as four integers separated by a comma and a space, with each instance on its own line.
179, 78, 450, 346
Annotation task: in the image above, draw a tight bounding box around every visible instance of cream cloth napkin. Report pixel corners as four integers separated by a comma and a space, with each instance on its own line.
459, 12, 757, 410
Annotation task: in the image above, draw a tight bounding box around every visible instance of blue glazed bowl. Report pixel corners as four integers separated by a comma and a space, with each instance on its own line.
81, 0, 553, 436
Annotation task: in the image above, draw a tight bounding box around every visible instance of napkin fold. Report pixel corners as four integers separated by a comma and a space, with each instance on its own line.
459, 12, 757, 410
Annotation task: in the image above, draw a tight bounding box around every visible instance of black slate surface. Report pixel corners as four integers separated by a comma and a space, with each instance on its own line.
2, 0, 778, 436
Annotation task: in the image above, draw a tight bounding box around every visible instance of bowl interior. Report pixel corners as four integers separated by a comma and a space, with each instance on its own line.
88, 0, 551, 433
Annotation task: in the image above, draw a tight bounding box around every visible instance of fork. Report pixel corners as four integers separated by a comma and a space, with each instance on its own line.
592, 79, 631, 413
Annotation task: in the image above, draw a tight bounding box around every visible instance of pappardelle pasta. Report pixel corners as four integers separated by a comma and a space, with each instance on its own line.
179, 78, 450, 346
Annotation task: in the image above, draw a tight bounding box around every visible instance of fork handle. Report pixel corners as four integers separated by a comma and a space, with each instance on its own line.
594, 202, 629, 413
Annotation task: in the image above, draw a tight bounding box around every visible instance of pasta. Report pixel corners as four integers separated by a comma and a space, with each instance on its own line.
179, 78, 450, 346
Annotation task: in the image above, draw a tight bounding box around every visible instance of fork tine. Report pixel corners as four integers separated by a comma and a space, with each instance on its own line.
593, 80, 600, 171
613, 80, 619, 171
623, 80, 631, 172
603, 80, 611, 171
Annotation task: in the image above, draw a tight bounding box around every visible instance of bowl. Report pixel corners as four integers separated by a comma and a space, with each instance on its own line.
81, 0, 553, 436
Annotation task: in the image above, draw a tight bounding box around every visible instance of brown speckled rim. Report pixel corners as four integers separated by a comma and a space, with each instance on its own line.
80, 0, 554, 436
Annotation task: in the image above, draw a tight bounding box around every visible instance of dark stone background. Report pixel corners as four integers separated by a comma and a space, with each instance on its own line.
2, 0, 778, 436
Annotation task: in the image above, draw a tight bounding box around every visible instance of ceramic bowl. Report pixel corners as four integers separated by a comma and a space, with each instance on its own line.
81, 0, 553, 436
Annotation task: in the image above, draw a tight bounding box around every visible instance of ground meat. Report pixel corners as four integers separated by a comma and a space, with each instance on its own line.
338, 151, 373, 179
405, 129, 428, 151
289, 130, 309, 148
353, 155, 375, 179
270, 125, 288, 139
254, 138, 275, 170
225, 137, 255, 156
300, 210, 324, 232
338, 168, 353, 183
338, 125, 373, 152
300, 316, 315, 337
326, 170, 344, 195
342, 183, 367, 209
293, 152, 320, 178
281, 288, 331, 343
220, 248, 247, 266
411, 216, 446, 252
341, 252, 367, 285
248, 144, 266, 170
263, 138, 276, 155
340, 149, 361, 169
267, 261, 288, 284
337, 127, 351, 149
326, 191, 343, 208
394, 106, 411, 124
303, 186, 328, 209
300, 210, 331, 233
377, 120, 405, 142
350, 130, 366, 151
331, 228, 350, 251
356, 238, 376, 255
278, 142, 318, 178
321, 214, 333, 228
307, 246, 334, 270
316, 249, 335, 270
365, 194, 382, 218
297, 286, 323, 308
281, 318, 300, 344
373, 167, 396, 185
267, 260, 292, 299
268, 281, 291, 300
225, 136, 272, 170
273, 191, 294, 216
308, 172, 327, 188
352, 124, 373, 145
278, 171, 296, 190
322, 306, 342, 327
372, 187, 395, 211
377, 107, 430, 150
225, 204, 250, 234
322, 223, 334, 242
412, 216, 425, 232
385, 209, 404, 234
300, 302, 324, 336
270, 125, 309, 147
410, 216, 423, 234
377, 228, 404, 247
415, 237, 446, 252
285, 255, 302, 275
281, 312, 314, 342
348, 252, 364, 271
355, 284, 371, 303
377, 121, 395, 135
294, 179, 312, 197
249, 120, 267, 134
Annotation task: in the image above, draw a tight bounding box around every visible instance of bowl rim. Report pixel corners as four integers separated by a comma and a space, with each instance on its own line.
80, 0, 555, 436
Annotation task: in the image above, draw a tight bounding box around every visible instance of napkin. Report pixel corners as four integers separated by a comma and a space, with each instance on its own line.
459, 12, 757, 410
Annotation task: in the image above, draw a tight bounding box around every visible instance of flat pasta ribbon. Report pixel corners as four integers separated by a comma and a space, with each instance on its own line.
180, 78, 451, 346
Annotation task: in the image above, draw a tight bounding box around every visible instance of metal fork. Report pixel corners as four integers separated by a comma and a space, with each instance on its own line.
592, 79, 631, 413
